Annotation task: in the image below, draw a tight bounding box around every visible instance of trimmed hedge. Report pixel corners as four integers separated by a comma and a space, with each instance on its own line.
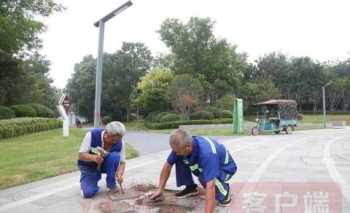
145, 118, 233, 130
11, 105, 37, 117
190, 111, 214, 120
103, 115, 112, 124
146, 112, 180, 123
204, 106, 222, 118
145, 111, 162, 122
0, 118, 62, 140
29, 103, 55, 118
159, 113, 181, 122
0, 106, 15, 120
221, 110, 233, 118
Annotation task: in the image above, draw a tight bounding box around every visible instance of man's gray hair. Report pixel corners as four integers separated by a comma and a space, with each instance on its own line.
169, 128, 192, 148
105, 121, 126, 136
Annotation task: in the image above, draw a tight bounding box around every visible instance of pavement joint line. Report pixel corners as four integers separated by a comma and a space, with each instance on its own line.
0, 158, 161, 212
0, 133, 337, 212
0, 137, 268, 212
236, 137, 309, 195
323, 134, 350, 203
247, 141, 300, 182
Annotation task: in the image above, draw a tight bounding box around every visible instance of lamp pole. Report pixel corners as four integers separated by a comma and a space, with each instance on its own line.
322, 81, 333, 128
93, 1, 133, 128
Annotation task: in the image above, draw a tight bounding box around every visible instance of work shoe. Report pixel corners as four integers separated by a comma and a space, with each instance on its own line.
175, 185, 199, 198
218, 186, 232, 207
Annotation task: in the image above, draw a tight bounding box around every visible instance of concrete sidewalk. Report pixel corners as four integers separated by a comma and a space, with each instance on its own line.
0, 136, 244, 213
0, 129, 349, 212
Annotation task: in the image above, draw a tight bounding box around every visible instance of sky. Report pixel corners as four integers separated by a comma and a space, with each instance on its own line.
40, 0, 350, 88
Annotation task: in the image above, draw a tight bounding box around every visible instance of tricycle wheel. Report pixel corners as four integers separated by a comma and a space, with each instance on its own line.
286, 125, 294, 134
251, 127, 259, 136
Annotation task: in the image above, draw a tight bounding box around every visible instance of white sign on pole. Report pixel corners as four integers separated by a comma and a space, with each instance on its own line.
57, 95, 70, 137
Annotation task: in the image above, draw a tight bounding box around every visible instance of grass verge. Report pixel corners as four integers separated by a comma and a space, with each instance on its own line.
0, 128, 138, 189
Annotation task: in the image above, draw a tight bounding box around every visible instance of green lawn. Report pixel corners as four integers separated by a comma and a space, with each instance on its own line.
0, 128, 138, 189
124, 114, 350, 136
124, 120, 149, 131
301, 114, 350, 125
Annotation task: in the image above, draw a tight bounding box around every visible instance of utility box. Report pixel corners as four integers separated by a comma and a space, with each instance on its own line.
233, 98, 243, 134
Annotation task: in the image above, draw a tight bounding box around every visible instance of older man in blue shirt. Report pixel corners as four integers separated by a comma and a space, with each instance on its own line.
150, 128, 237, 213
77, 121, 127, 198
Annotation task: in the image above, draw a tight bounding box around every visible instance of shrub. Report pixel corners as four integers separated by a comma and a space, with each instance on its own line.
0, 118, 62, 140
29, 103, 55, 118
221, 110, 233, 118
159, 113, 181, 122
154, 112, 171, 122
204, 106, 222, 118
11, 105, 37, 117
0, 106, 16, 120
145, 118, 232, 130
103, 115, 112, 124
145, 111, 161, 123
190, 111, 214, 120
145, 112, 179, 123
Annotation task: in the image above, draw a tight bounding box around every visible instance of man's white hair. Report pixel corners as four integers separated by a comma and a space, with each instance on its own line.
169, 128, 192, 148
105, 121, 126, 136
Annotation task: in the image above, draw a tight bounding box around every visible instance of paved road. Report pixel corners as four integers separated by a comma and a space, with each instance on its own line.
124, 131, 170, 156
0, 128, 349, 212
125, 131, 233, 156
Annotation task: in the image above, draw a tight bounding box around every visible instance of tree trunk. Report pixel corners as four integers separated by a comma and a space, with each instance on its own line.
126, 108, 130, 122
313, 102, 318, 113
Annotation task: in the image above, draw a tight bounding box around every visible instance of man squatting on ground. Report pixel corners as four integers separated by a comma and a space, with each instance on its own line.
151, 128, 237, 212
77, 121, 127, 198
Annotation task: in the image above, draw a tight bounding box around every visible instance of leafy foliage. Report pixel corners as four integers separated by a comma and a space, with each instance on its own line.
167, 74, 204, 117
0, 117, 62, 139
0, 106, 15, 120
29, 103, 55, 118
67, 42, 153, 121
133, 68, 174, 114
11, 104, 37, 117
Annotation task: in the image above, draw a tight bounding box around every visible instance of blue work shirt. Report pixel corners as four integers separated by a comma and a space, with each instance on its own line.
167, 136, 237, 184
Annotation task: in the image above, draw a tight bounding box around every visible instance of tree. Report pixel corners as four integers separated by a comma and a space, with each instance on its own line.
255, 52, 293, 98
158, 17, 245, 103
240, 79, 281, 109
0, 0, 63, 110
0, 52, 58, 109
216, 95, 235, 111
167, 74, 204, 117
66, 42, 152, 121
103, 42, 152, 121
290, 57, 326, 112
133, 68, 174, 114
0, 0, 64, 55
66, 55, 96, 119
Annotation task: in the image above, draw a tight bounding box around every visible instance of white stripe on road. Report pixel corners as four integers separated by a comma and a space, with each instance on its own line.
0, 136, 298, 212
0, 159, 160, 212
0, 138, 266, 212
236, 139, 306, 195
323, 136, 350, 202
248, 142, 295, 182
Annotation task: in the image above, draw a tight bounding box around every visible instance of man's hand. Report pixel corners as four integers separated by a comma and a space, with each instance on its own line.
94, 155, 104, 164
116, 174, 123, 184
150, 189, 163, 201
205, 180, 216, 213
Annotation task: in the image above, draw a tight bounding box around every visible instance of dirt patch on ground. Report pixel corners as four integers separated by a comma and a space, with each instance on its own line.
94, 184, 198, 213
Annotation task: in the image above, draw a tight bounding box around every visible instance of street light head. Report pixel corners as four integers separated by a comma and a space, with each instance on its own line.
94, 1, 133, 27
113, 1, 133, 16
324, 80, 333, 88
